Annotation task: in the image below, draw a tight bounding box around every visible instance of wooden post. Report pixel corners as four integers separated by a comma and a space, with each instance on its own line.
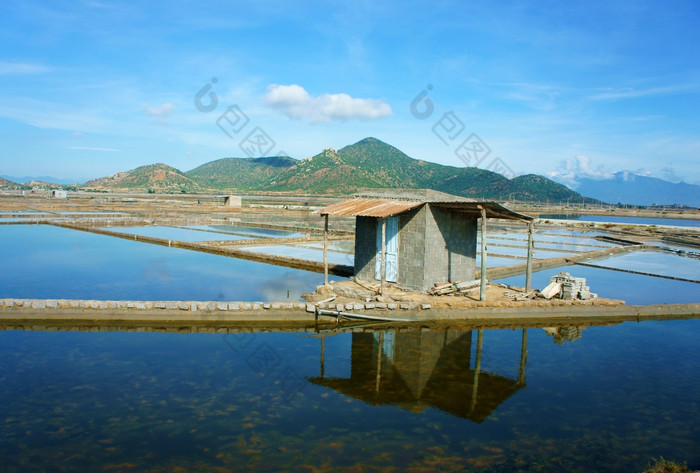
323, 214, 329, 285
480, 207, 487, 301
375, 332, 384, 392
518, 328, 528, 385
380, 218, 387, 296
525, 220, 534, 292
320, 336, 326, 379
470, 329, 484, 414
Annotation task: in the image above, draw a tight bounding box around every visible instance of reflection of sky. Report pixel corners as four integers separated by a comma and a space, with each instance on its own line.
476, 256, 522, 268
239, 245, 354, 266
591, 250, 700, 281
541, 215, 700, 228
186, 224, 310, 239
0, 225, 331, 301
106, 226, 252, 241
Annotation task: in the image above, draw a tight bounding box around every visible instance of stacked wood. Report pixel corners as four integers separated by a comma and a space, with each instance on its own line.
429, 279, 483, 296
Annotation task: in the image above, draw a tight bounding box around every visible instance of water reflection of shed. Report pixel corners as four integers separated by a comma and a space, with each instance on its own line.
309, 328, 528, 423
320, 189, 534, 296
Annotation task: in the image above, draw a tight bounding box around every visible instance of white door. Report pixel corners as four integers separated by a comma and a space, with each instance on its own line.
375, 217, 399, 282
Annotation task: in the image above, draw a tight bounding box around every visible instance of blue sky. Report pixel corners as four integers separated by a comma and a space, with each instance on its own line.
1, 0, 699, 187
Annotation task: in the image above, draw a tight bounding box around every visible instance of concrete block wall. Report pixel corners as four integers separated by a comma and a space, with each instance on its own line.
352, 205, 478, 292
354, 216, 377, 282
421, 206, 477, 290
397, 206, 426, 290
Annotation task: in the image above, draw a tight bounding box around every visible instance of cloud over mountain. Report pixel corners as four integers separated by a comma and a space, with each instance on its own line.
263, 84, 392, 123
546, 155, 614, 188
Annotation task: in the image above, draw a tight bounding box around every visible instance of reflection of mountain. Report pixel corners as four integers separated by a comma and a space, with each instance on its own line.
309, 329, 528, 423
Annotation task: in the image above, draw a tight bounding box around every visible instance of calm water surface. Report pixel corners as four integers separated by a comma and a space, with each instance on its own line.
0, 225, 328, 301
0, 320, 698, 472
540, 214, 700, 227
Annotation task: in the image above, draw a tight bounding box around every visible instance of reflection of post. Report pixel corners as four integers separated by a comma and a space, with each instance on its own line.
323, 214, 329, 285
480, 208, 487, 301
380, 218, 387, 296
320, 336, 326, 379
375, 332, 384, 392
518, 328, 528, 385
525, 221, 534, 292
470, 329, 484, 414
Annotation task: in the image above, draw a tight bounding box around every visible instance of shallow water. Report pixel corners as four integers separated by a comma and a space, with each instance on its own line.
239, 244, 355, 266
106, 226, 253, 242
0, 224, 329, 301
0, 320, 697, 472
540, 214, 700, 227
186, 224, 311, 239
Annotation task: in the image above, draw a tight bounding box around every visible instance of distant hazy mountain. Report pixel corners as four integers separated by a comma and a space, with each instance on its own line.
571, 172, 700, 207
0, 176, 19, 187
85, 163, 206, 193
0, 175, 82, 185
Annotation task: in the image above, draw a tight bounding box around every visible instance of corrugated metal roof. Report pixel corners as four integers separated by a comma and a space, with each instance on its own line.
320, 198, 534, 221
320, 198, 424, 217
431, 201, 535, 221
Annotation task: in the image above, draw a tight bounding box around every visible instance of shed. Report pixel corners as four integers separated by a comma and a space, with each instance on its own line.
51, 190, 67, 199
320, 189, 535, 298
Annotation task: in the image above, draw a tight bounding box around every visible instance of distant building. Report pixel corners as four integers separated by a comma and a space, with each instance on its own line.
51, 190, 67, 199
321, 189, 533, 291
223, 195, 242, 207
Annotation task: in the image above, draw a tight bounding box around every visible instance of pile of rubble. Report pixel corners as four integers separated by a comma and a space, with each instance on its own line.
541, 272, 597, 301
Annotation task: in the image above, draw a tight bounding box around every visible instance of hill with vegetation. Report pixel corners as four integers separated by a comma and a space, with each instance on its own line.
84, 163, 206, 193
258, 138, 595, 202
185, 156, 297, 190
80, 138, 597, 202
0, 176, 19, 188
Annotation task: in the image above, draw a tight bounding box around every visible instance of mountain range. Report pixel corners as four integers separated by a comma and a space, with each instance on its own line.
563, 172, 700, 207
82, 138, 594, 203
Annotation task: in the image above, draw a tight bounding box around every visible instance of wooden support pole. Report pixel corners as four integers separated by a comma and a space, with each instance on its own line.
480, 208, 487, 301
323, 214, 329, 285
380, 218, 387, 296
375, 332, 384, 392
525, 220, 534, 292
518, 328, 528, 385
320, 336, 326, 379
470, 328, 484, 414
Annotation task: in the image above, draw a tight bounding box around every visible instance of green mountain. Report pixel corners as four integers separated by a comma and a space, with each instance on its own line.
79, 138, 596, 202
259, 137, 593, 202
85, 163, 206, 193
185, 156, 297, 190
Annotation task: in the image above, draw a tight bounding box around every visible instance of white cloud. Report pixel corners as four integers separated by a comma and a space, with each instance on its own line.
263, 84, 392, 123
143, 103, 175, 116
546, 155, 614, 188
589, 84, 696, 101
0, 61, 50, 74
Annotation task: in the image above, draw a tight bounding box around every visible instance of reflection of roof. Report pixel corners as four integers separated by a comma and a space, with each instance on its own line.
319, 193, 533, 220
308, 331, 523, 423
308, 369, 521, 423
